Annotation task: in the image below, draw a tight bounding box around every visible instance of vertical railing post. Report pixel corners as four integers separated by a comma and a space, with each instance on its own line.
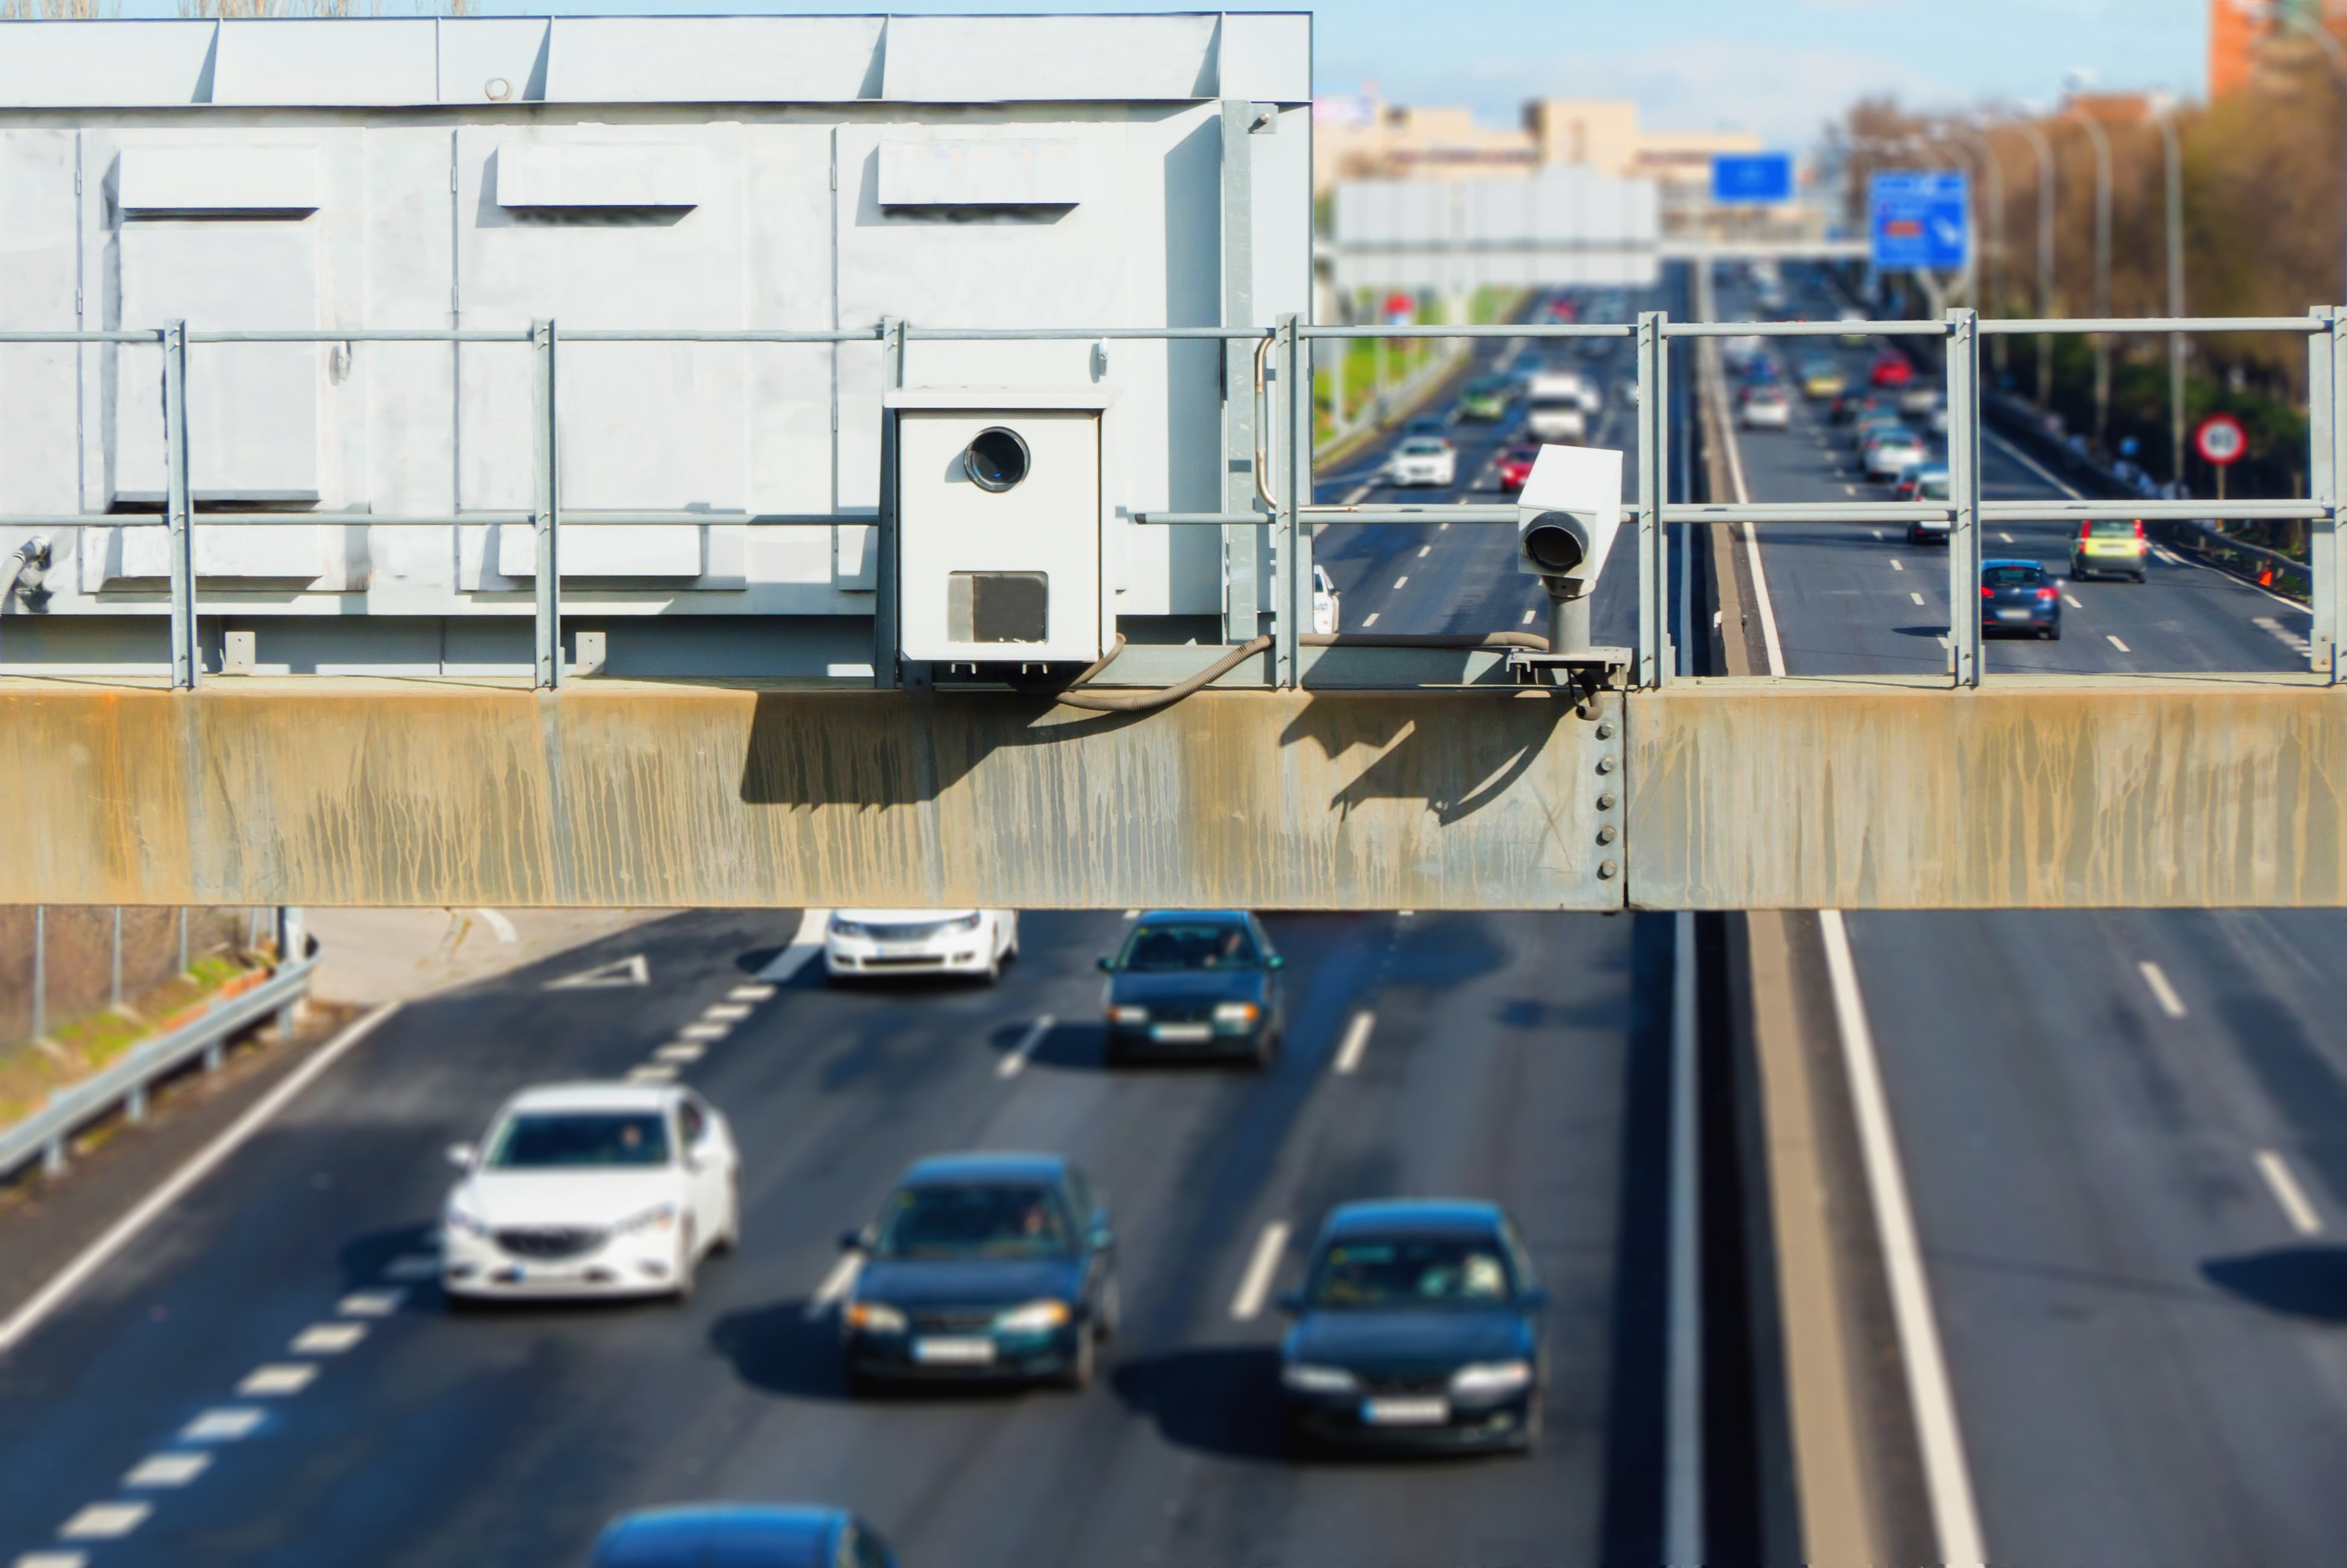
1635, 311, 1670, 689
874, 315, 906, 688
162, 319, 197, 689
31, 905, 45, 1042
531, 318, 562, 689
1219, 101, 1263, 649
2313, 306, 2343, 683
1290, 316, 1315, 684
1945, 308, 1983, 689
1273, 313, 1304, 687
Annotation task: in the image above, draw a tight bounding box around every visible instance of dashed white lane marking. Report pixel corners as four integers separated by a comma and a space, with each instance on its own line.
17, 1551, 89, 1567
1843, 483, 1858, 496
996, 1014, 1057, 1080
2153, 545, 2190, 566
1816, 911, 1986, 1568
1890, 558, 1904, 572
1123, 910, 1140, 920
1417, 544, 1432, 558
627, 1063, 678, 1084
1997, 531, 2016, 545
656, 1042, 705, 1064
1936, 636, 1951, 650
0, 1004, 401, 1359
1333, 1011, 1375, 1075
1872, 529, 1886, 540
1909, 591, 1925, 606
336, 1289, 405, 1318
291, 1323, 368, 1355
679, 1021, 731, 1042
2137, 961, 2187, 1019
2106, 634, 2132, 654
1362, 612, 1380, 627
58, 1504, 150, 1540
124, 1453, 211, 1488
1522, 609, 1537, 624
474, 908, 519, 945
2064, 593, 2085, 609
382, 1254, 439, 1282
1392, 575, 1409, 590
804, 1253, 862, 1321
180, 1408, 264, 1443
701, 1003, 754, 1022
2257, 1150, 2323, 1236
754, 908, 832, 983
728, 984, 777, 1003
1438, 520, 1450, 531
1229, 1221, 1292, 1320
2254, 615, 2312, 656
236, 1364, 318, 1397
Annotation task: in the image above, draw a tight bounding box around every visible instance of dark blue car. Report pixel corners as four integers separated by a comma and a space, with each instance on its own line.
588, 1505, 895, 1567
1098, 910, 1287, 1067
1278, 1200, 1549, 1455
839, 1153, 1117, 1392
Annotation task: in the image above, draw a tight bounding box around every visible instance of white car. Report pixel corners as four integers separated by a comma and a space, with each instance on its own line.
1898, 385, 1942, 417
1388, 437, 1457, 487
1742, 385, 1793, 430
1864, 432, 1926, 481
1312, 563, 1340, 634
441, 1083, 739, 1303
825, 909, 1019, 981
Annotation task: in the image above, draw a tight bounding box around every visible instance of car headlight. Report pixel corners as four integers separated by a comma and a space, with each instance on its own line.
1213, 1001, 1260, 1026
947, 912, 984, 932
1282, 1362, 1359, 1394
611, 1203, 678, 1236
994, 1299, 1072, 1335
1450, 1360, 1533, 1396
845, 1300, 907, 1335
444, 1203, 493, 1239
1110, 1005, 1149, 1025
829, 917, 867, 938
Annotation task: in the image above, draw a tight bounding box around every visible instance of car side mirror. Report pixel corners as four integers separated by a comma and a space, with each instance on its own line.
1275, 1289, 1305, 1315
839, 1229, 868, 1253
445, 1142, 476, 1171
1095, 955, 1114, 974
1265, 955, 1286, 970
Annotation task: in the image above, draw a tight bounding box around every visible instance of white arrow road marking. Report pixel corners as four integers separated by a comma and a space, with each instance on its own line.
544, 953, 649, 991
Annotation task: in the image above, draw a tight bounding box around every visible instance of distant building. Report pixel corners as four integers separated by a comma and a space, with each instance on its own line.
2212, 0, 2347, 98
1313, 94, 1759, 198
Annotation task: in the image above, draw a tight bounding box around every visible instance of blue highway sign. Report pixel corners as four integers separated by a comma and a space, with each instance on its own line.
1712, 153, 1794, 204
1870, 170, 1970, 272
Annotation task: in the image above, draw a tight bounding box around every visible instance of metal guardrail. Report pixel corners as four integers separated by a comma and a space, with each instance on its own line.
1, 308, 2342, 692
0, 944, 318, 1183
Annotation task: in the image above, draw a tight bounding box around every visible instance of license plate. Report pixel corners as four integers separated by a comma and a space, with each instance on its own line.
1996, 608, 2031, 621
877, 944, 927, 958
1150, 1023, 1213, 1043
912, 1336, 996, 1365
1360, 1396, 1450, 1426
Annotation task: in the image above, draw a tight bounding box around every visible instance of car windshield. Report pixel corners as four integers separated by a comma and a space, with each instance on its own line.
874, 1183, 1073, 1259
1118, 922, 1260, 971
1920, 478, 1951, 501
487, 1110, 670, 1169
1983, 566, 2045, 587
1306, 1234, 1517, 1309
1503, 447, 1539, 464
1397, 440, 1446, 457
2088, 519, 2140, 536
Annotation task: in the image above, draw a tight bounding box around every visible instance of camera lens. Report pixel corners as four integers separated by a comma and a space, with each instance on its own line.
1523, 513, 1585, 574
965, 428, 1031, 493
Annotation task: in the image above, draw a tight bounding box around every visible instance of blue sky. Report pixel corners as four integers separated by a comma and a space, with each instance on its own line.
109, 0, 2208, 151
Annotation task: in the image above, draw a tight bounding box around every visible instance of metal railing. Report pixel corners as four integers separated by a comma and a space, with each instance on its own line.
0, 942, 318, 1183
2, 307, 2340, 691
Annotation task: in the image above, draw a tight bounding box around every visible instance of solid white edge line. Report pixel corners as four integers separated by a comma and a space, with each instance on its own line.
1705, 337, 1786, 677
2136, 960, 2188, 1020
0, 1002, 403, 1360
2106, 634, 2132, 654
803, 1252, 862, 1321
473, 907, 518, 945
1332, 1011, 1374, 1075
755, 908, 832, 983
996, 1014, 1057, 1079
1228, 1220, 1290, 1320
1665, 908, 1703, 1566
1817, 910, 1986, 1568
2255, 1149, 2323, 1236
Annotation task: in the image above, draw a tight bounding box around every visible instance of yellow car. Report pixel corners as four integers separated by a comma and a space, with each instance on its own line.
1801, 363, 1848, 400
2069, 519, 2149, 583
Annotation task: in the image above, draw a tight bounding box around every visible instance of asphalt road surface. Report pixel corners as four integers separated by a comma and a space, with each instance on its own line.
1729, 265, 2347, 1567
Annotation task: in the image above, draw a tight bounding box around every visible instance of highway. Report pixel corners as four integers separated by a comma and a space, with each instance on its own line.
0, 315, 1691, 1564
1725, 266, 2347, 1566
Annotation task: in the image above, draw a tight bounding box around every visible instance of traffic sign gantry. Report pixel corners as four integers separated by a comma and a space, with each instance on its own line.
2195, 412, 2246, 467
1869, 171, 1969, 273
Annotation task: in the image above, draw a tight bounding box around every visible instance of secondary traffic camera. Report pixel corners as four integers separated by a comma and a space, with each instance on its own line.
1515, 445, 1622, 656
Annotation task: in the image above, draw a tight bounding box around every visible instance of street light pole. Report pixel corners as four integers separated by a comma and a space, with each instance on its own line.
2293, 19, 2347, 303
2065, 103, 2114, 450
1940, 123, 2008, 373
2012, 118, 2057, 409
2153, 102, 2188, 491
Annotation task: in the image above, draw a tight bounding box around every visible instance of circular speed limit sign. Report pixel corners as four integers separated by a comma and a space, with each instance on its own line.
2195, 413, 2247, 467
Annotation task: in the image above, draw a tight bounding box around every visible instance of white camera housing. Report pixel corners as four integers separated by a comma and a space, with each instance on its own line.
1515, 444, 1624, 594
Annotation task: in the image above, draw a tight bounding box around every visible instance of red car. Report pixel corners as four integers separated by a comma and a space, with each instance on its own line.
1496, 444, 1540, 492
1870, 356, 1913, 388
